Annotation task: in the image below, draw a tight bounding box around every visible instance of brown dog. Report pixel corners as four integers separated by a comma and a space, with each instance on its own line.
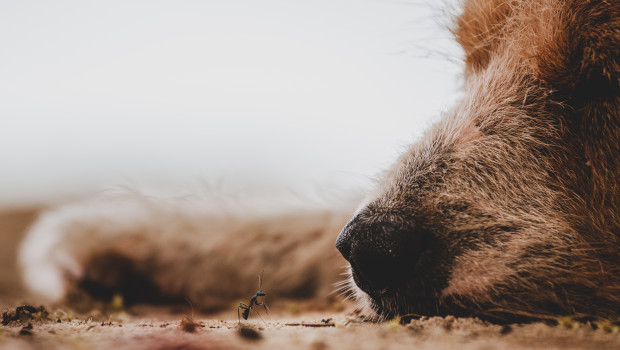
337, 0, 619, 321
20, 0, 618, 322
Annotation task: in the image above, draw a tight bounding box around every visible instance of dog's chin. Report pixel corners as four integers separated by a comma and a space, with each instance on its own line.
350, 285, 380, 317
347, 279, 404, 320
349, 274, 453, 320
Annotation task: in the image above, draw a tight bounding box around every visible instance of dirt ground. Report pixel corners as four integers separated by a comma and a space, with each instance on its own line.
2, 209, 620, 350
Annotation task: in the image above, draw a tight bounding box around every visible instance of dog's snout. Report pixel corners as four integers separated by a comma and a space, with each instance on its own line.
336, 216, 430, 295
335, 219, 355, 261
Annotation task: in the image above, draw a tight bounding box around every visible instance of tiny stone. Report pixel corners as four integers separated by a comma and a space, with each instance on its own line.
500, 325, 513, 335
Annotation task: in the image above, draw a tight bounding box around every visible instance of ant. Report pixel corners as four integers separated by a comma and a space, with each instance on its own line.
238, 270, 269, 323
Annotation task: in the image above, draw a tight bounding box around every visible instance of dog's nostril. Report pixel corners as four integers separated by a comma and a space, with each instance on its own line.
339, 219, 430, 295
351, 247, 399, 293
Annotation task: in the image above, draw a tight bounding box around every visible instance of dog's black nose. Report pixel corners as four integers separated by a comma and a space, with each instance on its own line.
336, 216, 430, 296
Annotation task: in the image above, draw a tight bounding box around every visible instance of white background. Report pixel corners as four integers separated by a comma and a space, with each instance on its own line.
0, 0, 462, 207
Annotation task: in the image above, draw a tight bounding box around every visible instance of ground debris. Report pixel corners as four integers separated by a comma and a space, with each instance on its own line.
500, 325, 513, 335
1, 305, 50, 326
310, 340, 330, 350
19, 323, 33, 336
594, 320, 620, 333
284, 322, 335, 327
180, 315, 200, 333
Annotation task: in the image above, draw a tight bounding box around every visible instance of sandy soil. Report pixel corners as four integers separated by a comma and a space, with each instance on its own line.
2, 306, 620, 350
2, 209, 620, 350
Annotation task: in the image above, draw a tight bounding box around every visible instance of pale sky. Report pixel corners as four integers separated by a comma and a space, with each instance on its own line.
0, 0, 462, 207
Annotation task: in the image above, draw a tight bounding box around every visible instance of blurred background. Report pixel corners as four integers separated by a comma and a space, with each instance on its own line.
0, 0, 461, 303
0, 0, 461, 208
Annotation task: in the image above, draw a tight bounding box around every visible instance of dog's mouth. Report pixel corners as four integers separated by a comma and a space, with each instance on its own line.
351, 268, 388, 298
350, 264, 400, 300
346, 243, 457, 318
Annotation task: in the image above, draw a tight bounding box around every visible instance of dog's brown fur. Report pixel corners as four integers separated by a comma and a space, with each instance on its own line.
19, 0, 619, 322
340, 0, 619, 321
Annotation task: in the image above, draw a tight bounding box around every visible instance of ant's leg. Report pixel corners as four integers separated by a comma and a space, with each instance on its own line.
254, 309, 266, 323
238, 303, 247, 323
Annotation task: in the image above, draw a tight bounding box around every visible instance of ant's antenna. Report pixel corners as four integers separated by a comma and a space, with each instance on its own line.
258, 269, 264, 290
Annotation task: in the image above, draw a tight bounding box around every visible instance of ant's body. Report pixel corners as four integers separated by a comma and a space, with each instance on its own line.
238, 271, 269, 322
